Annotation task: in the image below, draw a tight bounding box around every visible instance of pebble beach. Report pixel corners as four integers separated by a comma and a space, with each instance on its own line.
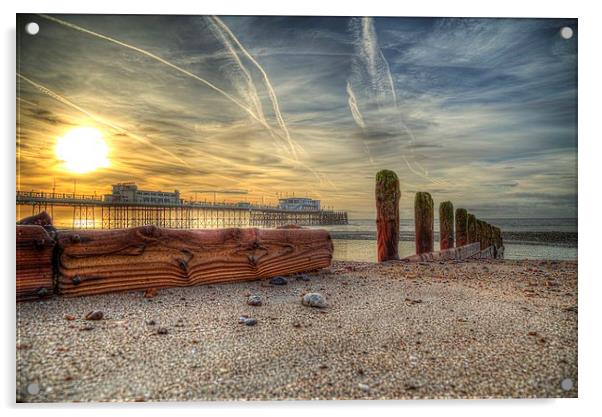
16, 259, 577, 402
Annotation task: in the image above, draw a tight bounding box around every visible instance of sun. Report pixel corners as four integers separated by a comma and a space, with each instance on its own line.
55, 127, 110, 174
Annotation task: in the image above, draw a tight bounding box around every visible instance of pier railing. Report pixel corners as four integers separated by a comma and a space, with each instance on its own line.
16, 190, 348, 229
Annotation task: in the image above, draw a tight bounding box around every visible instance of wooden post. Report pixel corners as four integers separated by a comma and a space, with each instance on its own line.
476, 220, 485, 250
439, 201, 454, 250
467, 213, 477, 244
455, 208, 468, 247
375, 170, 400, 262
415, 192, 434, 254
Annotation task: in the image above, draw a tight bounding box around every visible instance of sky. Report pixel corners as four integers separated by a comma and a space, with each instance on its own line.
16, 14, 577, 219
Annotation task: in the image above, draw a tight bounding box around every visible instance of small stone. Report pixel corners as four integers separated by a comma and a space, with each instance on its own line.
302, 293, 327, 308
80, 325, 94, 331
85, 311, 103, 321
247, 295, 263, 306
238, 315, 249, 323
146, 319, 156, 326
269, 276, 288, 285
358, 383, 370, 392
144, 288, 158, 298
244, 318, 258, 326
296, 274, 311, 282
528, 331, 538, 336
157, 327, 168, 335
64, 314, 75, 321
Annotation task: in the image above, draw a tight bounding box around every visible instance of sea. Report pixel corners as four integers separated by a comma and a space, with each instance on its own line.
309, 218, 577, 262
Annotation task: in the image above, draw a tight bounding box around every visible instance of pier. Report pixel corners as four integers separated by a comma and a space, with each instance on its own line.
16, 190, 348, 229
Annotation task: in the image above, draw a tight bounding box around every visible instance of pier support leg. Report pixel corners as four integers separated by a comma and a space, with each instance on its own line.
415, 192, 434, 254
439, 201, 454, 250
375, 170, 400, 262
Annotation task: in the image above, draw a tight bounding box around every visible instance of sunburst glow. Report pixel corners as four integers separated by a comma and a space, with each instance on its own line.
55, 127, 110, 173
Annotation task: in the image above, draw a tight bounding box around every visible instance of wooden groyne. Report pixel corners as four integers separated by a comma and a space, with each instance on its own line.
374, 170, 504, 263
16, 213, 333, 301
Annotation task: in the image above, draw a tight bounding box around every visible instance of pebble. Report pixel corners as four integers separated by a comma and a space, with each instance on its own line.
64, 315, 75, 321
146, 319, 156, 326
244, 318, 258, 326
247, 295, 263, 306
84, 311, 103, 321
269, 276, 288, 285
156, 327, 168, 335
358, 383, 370, 392
302, 293, 327, 308
144, 288, 158, 298
296, 274, 311, 282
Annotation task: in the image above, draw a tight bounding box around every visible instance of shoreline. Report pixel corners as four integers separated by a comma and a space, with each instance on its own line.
329, 231, 577, 248
17, 259, 577, 402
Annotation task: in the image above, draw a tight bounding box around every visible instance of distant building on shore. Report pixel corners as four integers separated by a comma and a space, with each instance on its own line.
278, 197, 320, 211
104, 183, 181, 205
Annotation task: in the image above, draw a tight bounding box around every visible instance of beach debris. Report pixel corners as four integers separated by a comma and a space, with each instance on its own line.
64, 314, 75, 321
247, 295, 263, 306
302, 292, 327, 308
404, 298, 423, 305
146, 319, 156, 326
375, 169, 401, 262
156, 327, 168, 335
80, 324, 95, 331
84, 311, 103, 321
269, 276, 288, 285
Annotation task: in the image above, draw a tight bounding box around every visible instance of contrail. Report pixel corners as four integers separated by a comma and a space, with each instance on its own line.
37, 14, 295, 151
38, 14, 334, 188
348, 17, 449, 186
17, 73, 190, 167
346, 82, 374, 165
209, 16, 303, 158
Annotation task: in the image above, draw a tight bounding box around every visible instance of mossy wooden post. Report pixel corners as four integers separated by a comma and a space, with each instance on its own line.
439, 201, 454, 250
476, 220, 485, 250
467, 213, 477, 244
415, 192, 434, 254
375, 170, 400, 262
455, 208, 468, 247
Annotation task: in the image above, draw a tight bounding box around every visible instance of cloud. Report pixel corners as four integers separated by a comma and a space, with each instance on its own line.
16, 14, 577, 218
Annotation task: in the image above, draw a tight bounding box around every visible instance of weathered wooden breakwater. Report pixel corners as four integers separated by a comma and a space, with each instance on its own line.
16, 212, 333, 301
375, 169, 504, 263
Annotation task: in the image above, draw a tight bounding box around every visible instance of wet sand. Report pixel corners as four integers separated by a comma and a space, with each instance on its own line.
16, 259, 577, 402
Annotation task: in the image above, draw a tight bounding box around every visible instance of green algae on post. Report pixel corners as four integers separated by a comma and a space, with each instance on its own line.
375, 170, 400, 262
414, 192, 434, 254
439, 201, 454, 250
